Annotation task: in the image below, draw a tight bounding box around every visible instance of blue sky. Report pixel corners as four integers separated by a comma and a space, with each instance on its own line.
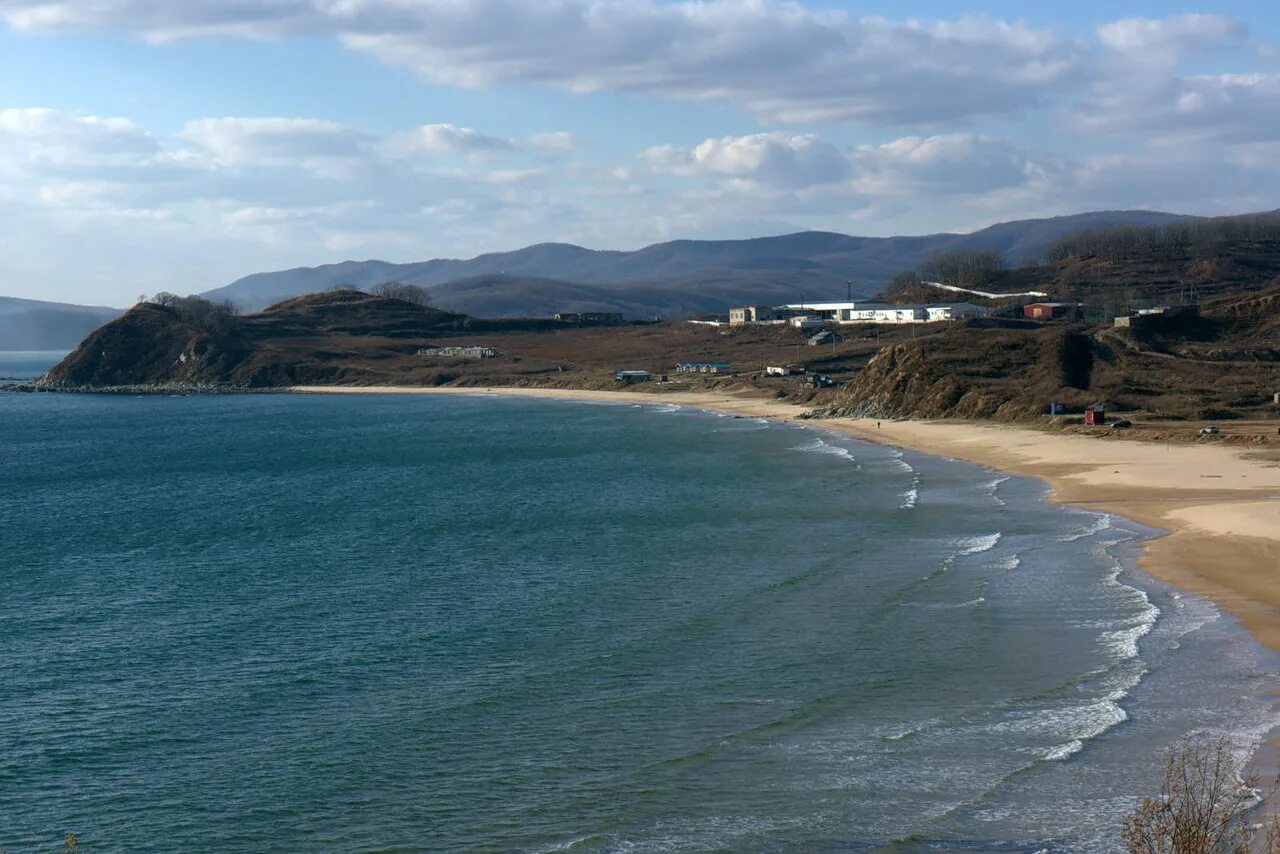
1, 1, 1277, 305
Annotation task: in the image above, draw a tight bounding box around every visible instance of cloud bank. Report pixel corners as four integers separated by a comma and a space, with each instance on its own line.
0, 5, 1276, 303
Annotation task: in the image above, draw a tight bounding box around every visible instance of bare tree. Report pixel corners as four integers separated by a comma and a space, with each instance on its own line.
919, 250, 1003, 286
1041, 213, 1280, 265
147, 293, 239, 335
371, 282, 433, 307
1122, 735, 1277, 854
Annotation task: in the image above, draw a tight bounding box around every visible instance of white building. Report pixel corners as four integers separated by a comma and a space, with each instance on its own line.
729, 305, 780, 326
925, 303, 988, 322
777, 301, 988, 325
788, 315, 826, 329
779, 302, 859, 322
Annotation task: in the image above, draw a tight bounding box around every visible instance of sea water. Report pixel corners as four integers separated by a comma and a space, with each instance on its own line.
1, 360, 1276, 852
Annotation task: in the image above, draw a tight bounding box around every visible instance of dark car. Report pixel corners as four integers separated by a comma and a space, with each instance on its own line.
1109, 419, 1132, 429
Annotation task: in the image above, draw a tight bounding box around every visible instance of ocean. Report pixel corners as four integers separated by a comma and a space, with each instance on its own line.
1, 352, 1277, 853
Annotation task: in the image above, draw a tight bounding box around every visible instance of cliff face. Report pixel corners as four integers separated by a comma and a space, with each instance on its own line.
819, 323, 1097, 421
39, 303, 251, 388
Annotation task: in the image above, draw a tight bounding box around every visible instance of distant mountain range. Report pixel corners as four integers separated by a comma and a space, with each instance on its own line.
202, 210, 1193, 318
0, 297, 124, 351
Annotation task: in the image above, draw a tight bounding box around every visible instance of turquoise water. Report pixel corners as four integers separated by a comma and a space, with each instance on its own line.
2, 353, 1277, 852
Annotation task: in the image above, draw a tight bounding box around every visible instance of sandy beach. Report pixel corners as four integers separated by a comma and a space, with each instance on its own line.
292, 384, 1280, 653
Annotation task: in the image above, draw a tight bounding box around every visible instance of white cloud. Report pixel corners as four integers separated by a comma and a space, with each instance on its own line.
3, 98, 1278, 306
178, 116, 373, 167
1097, 14, 1245, 67
643, 133, 848, 188
527, 131, 575, 156
850, 134, 1043, 196
642, 132, 1042, 197
0, 1, 1083, 126
389, 123, 513, 156
1073, 72, 1280, 144
1064, 14, 1280, 147
0, 107, 158, 171
0, 0, 323, 42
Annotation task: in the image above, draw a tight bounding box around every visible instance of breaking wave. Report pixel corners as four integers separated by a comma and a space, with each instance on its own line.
789, 437, 858, 465
983, 475, 1011, 506
1058, 512, 1115, 542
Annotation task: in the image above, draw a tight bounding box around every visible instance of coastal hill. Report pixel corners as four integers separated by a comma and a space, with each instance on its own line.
0, 296, 123, 351
34, 213, 1280, 434
820, 285, 1280, 424
37, 289, 850, 390
823, 216, 1280, 423
201, 210, 1189, 316
39, 290, 569, 389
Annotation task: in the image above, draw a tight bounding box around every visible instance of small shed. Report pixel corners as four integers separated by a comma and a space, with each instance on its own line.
1084, 405, 1106, 426
1024, 302, 1078, 321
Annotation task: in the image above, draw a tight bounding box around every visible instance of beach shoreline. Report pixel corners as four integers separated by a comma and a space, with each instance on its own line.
292, 384, 1280, 651
292, 383, 1280, 781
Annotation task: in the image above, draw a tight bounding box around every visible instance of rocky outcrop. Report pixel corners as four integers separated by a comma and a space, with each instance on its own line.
815, 324, 1100, 421
38, 303, 251, 389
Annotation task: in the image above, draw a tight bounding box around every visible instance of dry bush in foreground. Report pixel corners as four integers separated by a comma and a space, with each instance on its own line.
1123, 736, 1278, 853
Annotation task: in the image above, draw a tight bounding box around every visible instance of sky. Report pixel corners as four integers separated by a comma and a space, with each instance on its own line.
1, 1, 1278, 306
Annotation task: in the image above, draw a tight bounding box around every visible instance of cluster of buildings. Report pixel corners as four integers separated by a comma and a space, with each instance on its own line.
417, 346, 500, 359
554, 312, 624, 326
1112, 304, 1198, 329
728, 301, 989, 328
614, 362, 836, 388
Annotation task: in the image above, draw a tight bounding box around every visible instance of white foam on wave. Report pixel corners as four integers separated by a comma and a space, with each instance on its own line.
929, 533, 1003, 578
957, 532, 1003, 556
1099, 557, 1161, 661
898, 486, 918, 509
1043, 739, 1086, 761
650, 403, 682, 414
923, 597, 986, 610
990, 697, 1130, 758
888, 450, 916, 474
995, 553, 1022, 571
877, 718, 943, 742
1100, 609, 1160, 660
789, 437, 858, 465
1058, 512, 1115, 542
983, 475, 1011, 506
533, 835, 596, 853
